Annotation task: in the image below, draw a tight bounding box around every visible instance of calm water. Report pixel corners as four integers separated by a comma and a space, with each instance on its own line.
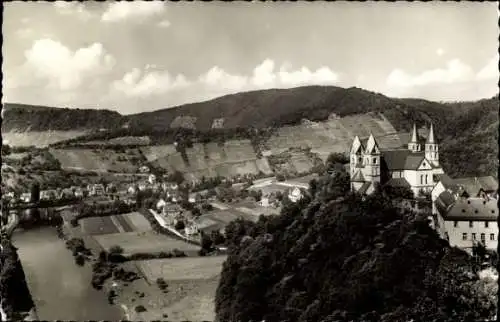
11, 227, 123, 321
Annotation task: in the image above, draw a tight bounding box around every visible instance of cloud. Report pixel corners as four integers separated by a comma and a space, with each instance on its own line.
54, 2, 93, 20
387, 59, 475, 88
384, 57, 498, 101
477, 54, 499, 80
436, 48, 445, 56
111, 59, 340, 106
157, 19, 171, 28
111, 68, 189, 97
102, 2, 166, 22
7, 39, 115, 93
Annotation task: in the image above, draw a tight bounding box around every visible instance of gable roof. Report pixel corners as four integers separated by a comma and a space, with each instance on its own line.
385, 178, 411, 188
454, 176, 498, 196
435, 190, 456, 213
443, 197, 498, 221
364, 134, 380, 154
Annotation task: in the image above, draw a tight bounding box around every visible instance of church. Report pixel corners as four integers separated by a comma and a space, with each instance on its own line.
349, 123, 445, 196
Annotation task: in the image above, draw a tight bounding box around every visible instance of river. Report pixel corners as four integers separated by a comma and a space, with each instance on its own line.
11, 227, 123, 321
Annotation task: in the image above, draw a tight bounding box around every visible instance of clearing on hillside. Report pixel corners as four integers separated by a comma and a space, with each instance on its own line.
49, 148, 142, 172
3, 130, 89, 147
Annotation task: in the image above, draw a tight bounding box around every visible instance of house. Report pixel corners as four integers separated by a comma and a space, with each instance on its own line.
184, 220, 200, 236
139, 165, 150, 173
188, 195, 196, 203
74, 188, 84, 198
20, 193, 31, 203
156, 198, 167, 210
60, 188, 74, 199
288, 187, 304, 203
434, 195, 498, 253
138, 182, 147, 191
452, 176, 498, 199
127, 185, 137, 194
40, 190, 58, 200
91, 184, 105, 196
148, 174, 157, 185
162, 203, 182, 217
349, 123, 444, 196
105, 183, 116, 194
259, 196, 270, 207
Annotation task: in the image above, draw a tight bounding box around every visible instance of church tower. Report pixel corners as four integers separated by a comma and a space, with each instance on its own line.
408, 123, 421, 153
350, 136, 364, 177
425, 123, 439, 166
363, 133, 381, 184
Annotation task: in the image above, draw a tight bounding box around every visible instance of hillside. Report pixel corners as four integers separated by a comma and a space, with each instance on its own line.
215, 173, 497, 322
2, 87, 497, 177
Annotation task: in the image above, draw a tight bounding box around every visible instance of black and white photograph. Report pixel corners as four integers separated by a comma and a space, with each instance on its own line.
1, 1, 499, 321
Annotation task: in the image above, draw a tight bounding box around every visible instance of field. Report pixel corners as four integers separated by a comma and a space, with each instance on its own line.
80, 216, 120, 235
136, 256, 227, 284
140, 144, 178, 162
114, 257, 224, 321
49, 148, 142, 172
3, 130, 89, 147
93, 231, 201, 256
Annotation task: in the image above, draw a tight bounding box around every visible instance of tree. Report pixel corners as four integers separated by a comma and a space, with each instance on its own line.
174, 220, 185, 231
109, 245, 124, 255
30, 183, 40, 203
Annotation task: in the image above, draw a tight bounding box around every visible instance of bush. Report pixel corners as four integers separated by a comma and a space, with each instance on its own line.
135, 305, 147, 313
174, 220, 185, 231
172, 249, 187, 257
276, 174, 286, 182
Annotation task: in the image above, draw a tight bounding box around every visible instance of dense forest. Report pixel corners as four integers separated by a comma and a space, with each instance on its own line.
215, 166, 497, 322
0, 238, 35, 320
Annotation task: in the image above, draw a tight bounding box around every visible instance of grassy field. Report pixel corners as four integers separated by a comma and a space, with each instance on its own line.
11, 227, 123, 321
3, 130, 88, 147
83, 136, 151, 146
93, 231, 201, 256
135, 256, 227, 284
49, 148, 142, 172
80, 216, 120, 235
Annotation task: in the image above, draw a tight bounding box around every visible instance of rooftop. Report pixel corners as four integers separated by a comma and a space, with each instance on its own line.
443, 197, 498, 221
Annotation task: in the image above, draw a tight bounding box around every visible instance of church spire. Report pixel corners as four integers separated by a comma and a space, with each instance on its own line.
410, 123, 418, 143
426, 122, 435, 144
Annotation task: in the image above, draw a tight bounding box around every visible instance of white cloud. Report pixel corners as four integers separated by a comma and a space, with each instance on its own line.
157, 19, 171, 28
102, 2, 166, 22
113, 59, 340, 103
477, 54, 499, 80
387, 58, 475, 88
54, 2, 93, 20
9, 39, 115, 92
112, 68, 189, 97
436, 48, 445, 56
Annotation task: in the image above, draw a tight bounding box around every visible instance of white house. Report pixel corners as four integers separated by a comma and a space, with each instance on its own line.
127, 185, 137, 194
184, 220, 200, 236
349, 123, 444, 196
156, 198, 167, 210
259, 196, 270, 207
20, 193, 31, 203
435, 196, 498, 253
148, 174, 157, 185
288, 187, 304, 203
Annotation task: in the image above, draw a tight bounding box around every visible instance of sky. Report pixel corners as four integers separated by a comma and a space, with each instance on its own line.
3, 1, 499, 114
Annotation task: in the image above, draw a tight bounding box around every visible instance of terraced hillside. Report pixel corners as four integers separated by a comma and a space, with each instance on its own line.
265, 112, 401, 159
145, 140, 273, 181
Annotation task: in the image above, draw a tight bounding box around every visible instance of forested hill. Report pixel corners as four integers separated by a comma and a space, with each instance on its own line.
215, 170, 498, 322
1, 103, 125, 132
2, 88, 497, 177
1, 86, 461, 133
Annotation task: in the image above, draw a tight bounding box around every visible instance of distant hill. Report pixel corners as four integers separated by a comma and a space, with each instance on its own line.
2, 87, 497, 177
2, 103, 124, 132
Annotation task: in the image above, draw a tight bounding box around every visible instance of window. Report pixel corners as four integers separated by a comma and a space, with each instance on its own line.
481, 233, 485, 242
425, 174, 428, 184
462, 233, 467, 240
490, 234, 495, 241
453, 221, 458, 228
420, 175, 423, 185
372, 157, 377, 164
358, 157, 362, 163
472, 233, 476, 240
485, 221, 489, 228
469, 221, 473, 228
